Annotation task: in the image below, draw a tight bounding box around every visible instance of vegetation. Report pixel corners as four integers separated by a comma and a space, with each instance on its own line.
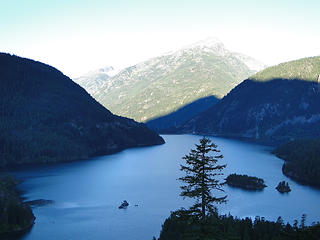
158, 211, 320, 240
181, 57, 320, 143
86, 40, 259, 122
226, 174, 267, 190
276, 181, 291, 193
0, 53, 164, 167
146, 96, 219, 133
156, 136, 320, 240
0, 175, 35, 235
179, 137, 226, 220
274, 139, 320, 187
250, 56, 320, 82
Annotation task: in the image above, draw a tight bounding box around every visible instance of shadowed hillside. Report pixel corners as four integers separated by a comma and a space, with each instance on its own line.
181, 56, 320, 144
0, 53, 164, 167
146, 96, 219, 133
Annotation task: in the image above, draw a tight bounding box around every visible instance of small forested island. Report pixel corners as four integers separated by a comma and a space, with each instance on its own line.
276, 181, 291, 193
274, 138, 320, 188
0, 175, 35, 236
225, 173, 267, 190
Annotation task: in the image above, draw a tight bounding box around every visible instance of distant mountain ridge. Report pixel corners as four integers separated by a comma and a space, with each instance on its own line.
0, 53, 164, 167
232, 52, 267, 72
180, 56, 320, 144
75, 38, 266, 122
74, 66, 118, 96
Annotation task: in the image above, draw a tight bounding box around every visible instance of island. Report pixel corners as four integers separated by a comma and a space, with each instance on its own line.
225, 173, 267, 190
276, 181, 291, 193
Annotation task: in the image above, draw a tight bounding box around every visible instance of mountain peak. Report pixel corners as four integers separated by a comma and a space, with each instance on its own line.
187, 37, 224, 49
178, 37, 227, 56
98, 66, 114, 73
84, 66, 119, 77
75, 38, 266, 122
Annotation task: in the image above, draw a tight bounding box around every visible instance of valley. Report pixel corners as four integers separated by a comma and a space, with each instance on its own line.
2, 1, 320, 239
8, 135, 320, 240
1, 40, 320, 240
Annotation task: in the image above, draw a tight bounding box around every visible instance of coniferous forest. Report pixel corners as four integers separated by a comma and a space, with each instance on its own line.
274, 138, 320, 187
157, 138, 320, 240
1, 52, 320, 240
0, 53, 164, 167
1, 2, 320, 238
0, 176, 35, 235
225, 174, 267, 190
158, 211, 320, 240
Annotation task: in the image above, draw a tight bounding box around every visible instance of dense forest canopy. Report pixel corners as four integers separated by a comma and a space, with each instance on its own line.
0, 175, 35, 235
158, 211, 320, 240
250, 56, 320, 82
225, 173, 267, 190
0, 53, 163, 167
180, 56, 320, 144
274, 138, 320, 187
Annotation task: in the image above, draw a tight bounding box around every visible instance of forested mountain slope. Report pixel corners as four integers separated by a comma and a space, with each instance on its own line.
181, 56, 320, 144
0, 53, 164, 167
77, 38, 265, 122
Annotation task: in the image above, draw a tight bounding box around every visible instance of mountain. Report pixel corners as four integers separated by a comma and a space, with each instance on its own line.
76, 38, 266, 122
250, 56, 320, 82
0, 53, 164, 167
146, 96, 219, 133
181, 56, 320, 144
232, 52, 267, 72
73, 66, 117, 96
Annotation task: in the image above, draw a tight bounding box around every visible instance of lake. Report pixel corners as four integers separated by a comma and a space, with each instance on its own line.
9, 135, 320, 240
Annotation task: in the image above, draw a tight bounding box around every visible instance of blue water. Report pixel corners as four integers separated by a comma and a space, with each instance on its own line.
9, 135, 320, 240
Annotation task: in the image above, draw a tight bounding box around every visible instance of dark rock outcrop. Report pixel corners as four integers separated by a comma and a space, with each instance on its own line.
118, 200, 129, 209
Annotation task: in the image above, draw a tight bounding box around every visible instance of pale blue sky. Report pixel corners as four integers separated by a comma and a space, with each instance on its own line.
1, 0, 319, 77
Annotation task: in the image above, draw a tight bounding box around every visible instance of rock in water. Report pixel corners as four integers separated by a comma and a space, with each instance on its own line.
276, 181, 291, 193
119, 200, 129, 209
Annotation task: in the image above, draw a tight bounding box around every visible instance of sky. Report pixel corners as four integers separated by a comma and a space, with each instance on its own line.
1, 0, 320, 77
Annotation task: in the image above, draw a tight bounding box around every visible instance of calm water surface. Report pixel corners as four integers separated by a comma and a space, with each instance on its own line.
10, 135, 320, 240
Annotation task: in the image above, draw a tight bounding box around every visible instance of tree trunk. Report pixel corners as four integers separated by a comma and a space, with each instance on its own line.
201, 191, 205, 220
201, 153, 205, 220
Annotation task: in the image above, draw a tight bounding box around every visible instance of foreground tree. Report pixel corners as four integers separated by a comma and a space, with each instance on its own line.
179, 137, 227, 220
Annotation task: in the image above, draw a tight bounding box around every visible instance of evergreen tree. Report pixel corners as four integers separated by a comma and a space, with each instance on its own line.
179, 137, 227, 220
